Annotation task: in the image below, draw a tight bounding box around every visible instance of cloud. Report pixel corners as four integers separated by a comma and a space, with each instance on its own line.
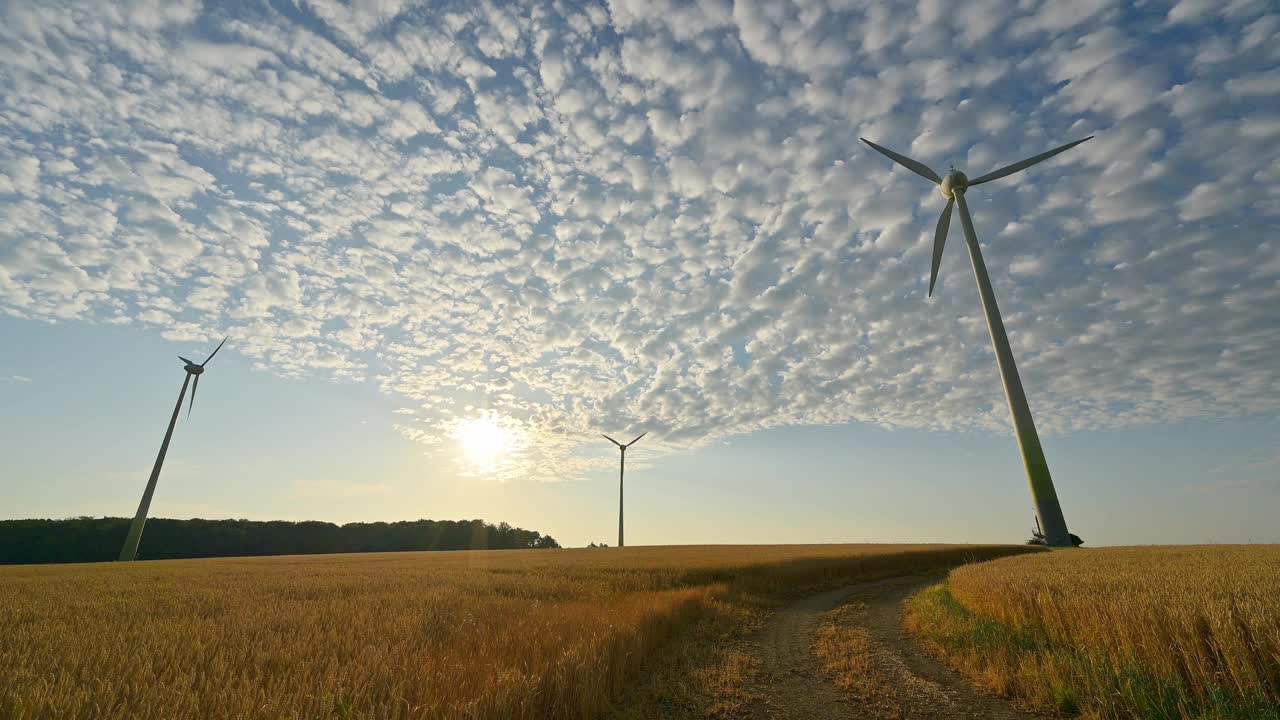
1, 0, 1277, 481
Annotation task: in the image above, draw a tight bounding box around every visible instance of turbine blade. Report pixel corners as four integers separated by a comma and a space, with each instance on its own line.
178, 356, 195, 365
969, 136, 1092, 186
860, 138, 941, 184
188, 374, 199, 418
954, 191, 979, 250
626, 431, 647, 447
929, 197, 954, 297
602, 434, 622, 447
200, 336, 228, 367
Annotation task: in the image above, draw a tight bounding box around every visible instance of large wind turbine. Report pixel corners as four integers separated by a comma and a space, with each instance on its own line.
861, 135, 1091, 547
602, 431, 646, 547
118, 337, 228, 561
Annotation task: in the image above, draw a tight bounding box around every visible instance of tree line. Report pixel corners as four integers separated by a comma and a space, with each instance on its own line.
0, 517, 560, 564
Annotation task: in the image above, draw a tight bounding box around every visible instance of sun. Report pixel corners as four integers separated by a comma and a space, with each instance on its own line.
452, 413, 520, 474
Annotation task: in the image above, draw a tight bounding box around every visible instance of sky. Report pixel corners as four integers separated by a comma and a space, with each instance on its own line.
2, 0, 1278, 548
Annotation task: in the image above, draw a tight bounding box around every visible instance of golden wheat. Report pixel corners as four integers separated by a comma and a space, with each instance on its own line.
0, 544, 1028, 720
907, 546, 1280, 719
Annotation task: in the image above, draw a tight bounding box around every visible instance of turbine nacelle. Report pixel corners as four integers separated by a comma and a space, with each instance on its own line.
178, 337, 227, 418
860, 135, 1091, 298
940, 170, 968, 199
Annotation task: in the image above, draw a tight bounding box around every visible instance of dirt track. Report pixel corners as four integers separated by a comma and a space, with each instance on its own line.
744, 574, 1037, 720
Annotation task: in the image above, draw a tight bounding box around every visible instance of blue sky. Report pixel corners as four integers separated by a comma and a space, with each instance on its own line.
1, 0, 1278, 547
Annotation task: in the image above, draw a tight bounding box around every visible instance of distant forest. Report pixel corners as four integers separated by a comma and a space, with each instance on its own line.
0, 517, 561, 565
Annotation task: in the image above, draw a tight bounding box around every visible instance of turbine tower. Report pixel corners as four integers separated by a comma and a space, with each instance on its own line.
602, 431, 646, 547
861, 135, 1092, 547
118, 337, 228, 561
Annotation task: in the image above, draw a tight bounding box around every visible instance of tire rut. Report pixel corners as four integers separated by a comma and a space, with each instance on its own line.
744, 574, 1038, 720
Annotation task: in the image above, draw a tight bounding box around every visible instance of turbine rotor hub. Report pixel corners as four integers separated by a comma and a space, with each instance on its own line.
940, 170, 968, 198
187, 364, 204, 375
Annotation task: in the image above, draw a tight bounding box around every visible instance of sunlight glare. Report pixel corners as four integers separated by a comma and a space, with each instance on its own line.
452, 413, 522, 475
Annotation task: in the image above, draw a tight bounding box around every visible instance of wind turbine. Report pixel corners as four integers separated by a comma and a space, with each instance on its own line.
118, 337, 228, 561
861, 134, 1092, 547
602, 431, 646, 547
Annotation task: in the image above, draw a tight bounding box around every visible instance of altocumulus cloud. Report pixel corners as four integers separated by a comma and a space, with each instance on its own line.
1, 0, 1278, 480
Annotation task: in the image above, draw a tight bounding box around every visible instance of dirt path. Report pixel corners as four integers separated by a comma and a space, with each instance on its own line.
744, 574, 1038, 720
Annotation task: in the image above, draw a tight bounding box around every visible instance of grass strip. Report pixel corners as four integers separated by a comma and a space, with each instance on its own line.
905, 580, 1280, 720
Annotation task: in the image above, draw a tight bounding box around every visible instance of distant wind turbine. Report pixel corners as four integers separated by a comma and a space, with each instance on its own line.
602, 431, 646, 548
861, 134, 1092, 547
118, 337, 228, 561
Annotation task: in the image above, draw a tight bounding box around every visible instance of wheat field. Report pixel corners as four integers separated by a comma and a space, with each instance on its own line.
0, 543, 1029, 720
906, 546, 1280, 719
